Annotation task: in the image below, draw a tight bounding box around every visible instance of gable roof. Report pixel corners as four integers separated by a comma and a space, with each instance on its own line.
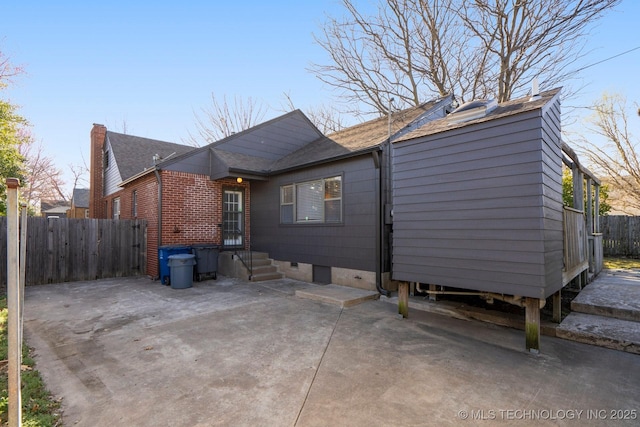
107, 131, 196, 182
116, 95, 454, 185
268, 95, 454, 172
41, 199, 69, 211
395, 88, 562, 143
71, 188, 90, 208
211, 110, 324, 160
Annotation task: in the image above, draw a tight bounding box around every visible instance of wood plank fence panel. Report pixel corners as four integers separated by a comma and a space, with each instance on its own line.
600, 216, 640, 258
1, 218, 147, 286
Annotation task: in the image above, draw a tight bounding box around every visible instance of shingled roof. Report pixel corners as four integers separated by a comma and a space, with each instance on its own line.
107, 131, 196, 181
221, 95, 454, 174
395, 88, 562, 143
113, 96, 453, 183
71, 188, 90, 208
328, 96, 452, 150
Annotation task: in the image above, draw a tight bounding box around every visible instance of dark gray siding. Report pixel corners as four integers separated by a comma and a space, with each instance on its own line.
251, 155, 379, 272
164, 148, 210, 175
214, 112, 323, 160
392, 100, 563, 299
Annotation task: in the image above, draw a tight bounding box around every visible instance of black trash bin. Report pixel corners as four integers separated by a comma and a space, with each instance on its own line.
168, 253, 196, 289
191, 244, 219, 280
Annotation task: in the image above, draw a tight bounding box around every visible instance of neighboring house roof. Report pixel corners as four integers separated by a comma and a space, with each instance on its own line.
43, 204, 70, 215
71, 188, 90, 208
395, 88, 562, 143
107, 131, 196, 182
40, 199, 69, 212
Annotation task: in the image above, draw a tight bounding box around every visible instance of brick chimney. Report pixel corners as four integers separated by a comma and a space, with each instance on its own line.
89, 124, 107, 218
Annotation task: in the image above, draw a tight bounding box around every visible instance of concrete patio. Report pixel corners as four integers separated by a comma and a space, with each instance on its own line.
24, 276, 640, 426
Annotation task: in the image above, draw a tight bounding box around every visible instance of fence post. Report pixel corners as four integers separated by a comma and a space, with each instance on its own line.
6, 178, 22, 427
628, 216, 633, 257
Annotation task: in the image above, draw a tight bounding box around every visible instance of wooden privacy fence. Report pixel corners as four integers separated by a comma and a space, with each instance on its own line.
600, 215, 640, 257
1, 218, 147, 286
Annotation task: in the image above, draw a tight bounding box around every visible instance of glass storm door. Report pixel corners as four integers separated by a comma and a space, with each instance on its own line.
223, 190, 243, 247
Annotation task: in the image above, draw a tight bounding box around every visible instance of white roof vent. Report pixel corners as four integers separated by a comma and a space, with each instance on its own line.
447, 99, 498, 124
529, 77, 541, 101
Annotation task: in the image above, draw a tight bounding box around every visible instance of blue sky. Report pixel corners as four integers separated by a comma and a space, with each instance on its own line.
2, 1, 639, 195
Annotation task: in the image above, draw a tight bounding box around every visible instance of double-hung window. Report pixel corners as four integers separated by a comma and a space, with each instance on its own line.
280, 176, 342, 224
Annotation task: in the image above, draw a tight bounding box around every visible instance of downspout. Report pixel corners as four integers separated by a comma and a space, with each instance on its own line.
376, 146, 390, 297
375, 99, 395, 297
154, 166, 162, 279
373, 150, 388, 296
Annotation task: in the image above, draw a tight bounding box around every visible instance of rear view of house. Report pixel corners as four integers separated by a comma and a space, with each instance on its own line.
88, 97, 453, 289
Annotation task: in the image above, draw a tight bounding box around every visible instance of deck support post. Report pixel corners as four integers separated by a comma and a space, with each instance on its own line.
552, 290, 562, 323
525, 297, 541, 353
398, 281, 409, 318
428, 284, 438, 301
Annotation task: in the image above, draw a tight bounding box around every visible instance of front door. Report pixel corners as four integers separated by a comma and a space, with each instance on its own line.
222, 189, 244, 248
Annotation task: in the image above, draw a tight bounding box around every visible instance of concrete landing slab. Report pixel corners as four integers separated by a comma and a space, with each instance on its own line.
23, 276, 640, 426
571, 273, 640, 322
295, 284, 379, 308
557, 312, 640, 355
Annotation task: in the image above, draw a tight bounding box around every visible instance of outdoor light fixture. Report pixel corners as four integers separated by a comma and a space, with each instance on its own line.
236, 177, 243, 183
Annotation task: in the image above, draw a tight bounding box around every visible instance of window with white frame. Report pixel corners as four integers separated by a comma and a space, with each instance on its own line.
113, 197, 121, 219
280, 176, 342, 224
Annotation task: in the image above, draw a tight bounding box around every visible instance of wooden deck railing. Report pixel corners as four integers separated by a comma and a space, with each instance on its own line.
563, 207, 589, 286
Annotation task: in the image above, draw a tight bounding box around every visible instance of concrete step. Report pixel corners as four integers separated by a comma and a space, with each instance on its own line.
251, 265, 278, 275
295, 284, 379, 308
570, 280, 640, 322
250, 258, 274, 267
556, 312, 640, 355
250, 271, 284, 282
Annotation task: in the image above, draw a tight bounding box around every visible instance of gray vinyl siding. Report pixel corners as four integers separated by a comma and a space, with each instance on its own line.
103, 139, 123, 196
392, 99, 563, 299
251, 155, 379, 272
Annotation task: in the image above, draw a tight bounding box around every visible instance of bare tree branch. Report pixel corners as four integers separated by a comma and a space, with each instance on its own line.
19, 137, 69, 211
0, 48, 25, 88
185, 94, 268, 146
576, 93, 640, 214
279, 92, 348, 134
311, 0, 620, 116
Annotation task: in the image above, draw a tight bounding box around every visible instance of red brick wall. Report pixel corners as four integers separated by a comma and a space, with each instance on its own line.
160, 171, 250, 246
111, 170, 250, 278
89, 123, 253, 278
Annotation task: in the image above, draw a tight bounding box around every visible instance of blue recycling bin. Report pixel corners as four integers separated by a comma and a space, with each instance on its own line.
158, 245, 191, 285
